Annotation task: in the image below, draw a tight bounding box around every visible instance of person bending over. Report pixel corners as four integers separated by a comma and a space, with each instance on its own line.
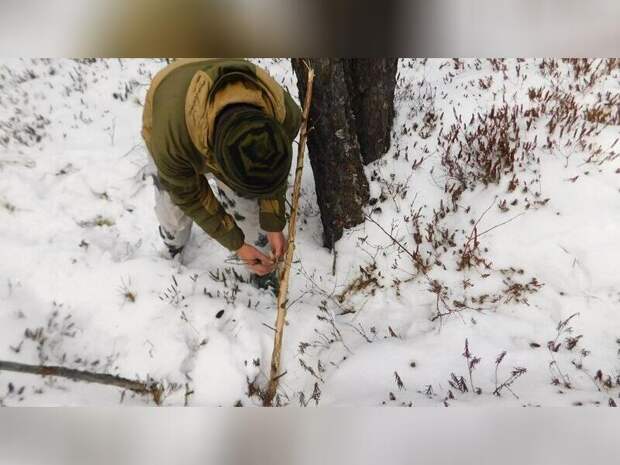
142, 59, 302, 276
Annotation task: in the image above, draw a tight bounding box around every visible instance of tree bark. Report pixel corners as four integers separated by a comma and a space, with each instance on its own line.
292, 58, 370, 248
344, 59, 398, 165
292, 58, 397, 248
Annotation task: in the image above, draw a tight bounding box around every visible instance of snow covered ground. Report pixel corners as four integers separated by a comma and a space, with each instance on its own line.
0, 58, 618, 406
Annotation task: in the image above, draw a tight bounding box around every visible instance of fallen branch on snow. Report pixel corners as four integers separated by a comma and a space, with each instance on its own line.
0, 360, 164, 405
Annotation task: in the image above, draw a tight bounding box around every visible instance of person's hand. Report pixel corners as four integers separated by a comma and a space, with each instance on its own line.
267, 231, 287, 261
235, 243, 274, 276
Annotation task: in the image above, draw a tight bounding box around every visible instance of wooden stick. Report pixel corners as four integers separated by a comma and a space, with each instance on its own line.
263, 63, 315, 406
0, 360, 164, 405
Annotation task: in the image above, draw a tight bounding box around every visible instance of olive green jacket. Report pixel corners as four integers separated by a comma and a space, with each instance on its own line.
142, 59, 302, 251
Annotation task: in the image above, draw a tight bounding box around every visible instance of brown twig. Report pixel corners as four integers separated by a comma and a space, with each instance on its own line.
263, 63, 314, 406
364, 213, 434, 278
0, 359, 164, 405
477, 211, 526, 237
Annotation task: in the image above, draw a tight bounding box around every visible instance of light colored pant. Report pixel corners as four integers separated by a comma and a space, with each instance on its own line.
146, 156, 193, 251
153, 177, 193, 250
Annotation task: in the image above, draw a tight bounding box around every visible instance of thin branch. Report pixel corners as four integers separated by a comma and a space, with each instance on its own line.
477, 211, 526, 237
364, 214, 416, 262
264, 63, 314, 406
0, 360, 164, 405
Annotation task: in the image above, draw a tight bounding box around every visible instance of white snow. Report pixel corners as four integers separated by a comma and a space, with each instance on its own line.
0, 58, 618, 406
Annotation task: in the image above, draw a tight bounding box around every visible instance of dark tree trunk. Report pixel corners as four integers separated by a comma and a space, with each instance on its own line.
292, 58, 397, 248
344, 59, 398, 165
292, 58, 369, 248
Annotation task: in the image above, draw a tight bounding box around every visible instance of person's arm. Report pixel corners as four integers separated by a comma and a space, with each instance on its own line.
260, 193, 288, 260
155, 150, 245, 252
281, 90, 303, 142
259, 191, 287, 233
258, 86, 302, 233
258, 88, 303, 259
